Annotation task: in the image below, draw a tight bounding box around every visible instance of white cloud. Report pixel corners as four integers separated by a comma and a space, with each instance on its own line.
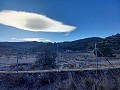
11, 37, 51, 42
64, 32, 70, 36
0, 10, 76, 32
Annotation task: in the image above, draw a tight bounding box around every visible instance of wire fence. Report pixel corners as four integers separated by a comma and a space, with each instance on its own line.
0, 44, 119, 73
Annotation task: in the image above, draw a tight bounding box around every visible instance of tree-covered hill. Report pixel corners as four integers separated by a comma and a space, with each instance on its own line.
97, 33, 120, 56
58, 37, 103, 51
0, 33, 119, 56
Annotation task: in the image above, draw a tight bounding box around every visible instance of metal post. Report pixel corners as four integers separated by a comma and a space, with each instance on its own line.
92, 84, 96, 90
16, 49, 19, 73
57, 44, 59, 71
95, 43, 98, 69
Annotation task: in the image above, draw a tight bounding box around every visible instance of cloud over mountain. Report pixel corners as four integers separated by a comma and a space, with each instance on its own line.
0, 10, 76, 32
11, 37, 51, 42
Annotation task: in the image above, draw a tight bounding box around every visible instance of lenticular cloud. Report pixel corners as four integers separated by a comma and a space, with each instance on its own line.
0, 10, 76, 32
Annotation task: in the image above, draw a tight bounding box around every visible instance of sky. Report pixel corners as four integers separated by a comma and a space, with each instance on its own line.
0, 0, 120, 42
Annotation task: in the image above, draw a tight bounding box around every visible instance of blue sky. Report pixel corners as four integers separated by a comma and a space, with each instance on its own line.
0, 0, 120, 42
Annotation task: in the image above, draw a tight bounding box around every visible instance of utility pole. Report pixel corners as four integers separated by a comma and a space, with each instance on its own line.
92, 43, 99, 77
91, 43, 99, 77
92, 43, 114, 71
92, 43, 99, 70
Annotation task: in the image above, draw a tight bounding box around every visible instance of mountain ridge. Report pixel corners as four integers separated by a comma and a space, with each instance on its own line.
0, 33, 119, 55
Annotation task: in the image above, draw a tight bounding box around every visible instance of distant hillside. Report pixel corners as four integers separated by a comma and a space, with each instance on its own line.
59, 33, 120, 53
97, 33, 120, 56
103, 33, 120, 51
0, 33, 119, 56
0, 42, 43, 48
32, 33, 120, 57
58, 37, 103, 51
0, 42, 45, 53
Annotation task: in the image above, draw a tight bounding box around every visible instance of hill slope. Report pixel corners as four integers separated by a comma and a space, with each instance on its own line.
0, 33, 119, 55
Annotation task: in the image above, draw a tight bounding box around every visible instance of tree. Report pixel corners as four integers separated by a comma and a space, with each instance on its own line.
32, 43, 57, 70
97, 42, 114, 57
0, 55, 2, 59
6, 53, 11, 60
